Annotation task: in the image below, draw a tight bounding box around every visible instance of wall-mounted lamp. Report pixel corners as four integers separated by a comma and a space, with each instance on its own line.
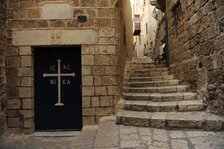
77, 15, 87, 22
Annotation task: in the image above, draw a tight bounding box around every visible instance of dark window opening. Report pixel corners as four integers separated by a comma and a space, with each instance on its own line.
173, 1, 184, 36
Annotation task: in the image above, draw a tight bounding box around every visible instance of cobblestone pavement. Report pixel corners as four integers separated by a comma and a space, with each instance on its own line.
1, 117, 224, 149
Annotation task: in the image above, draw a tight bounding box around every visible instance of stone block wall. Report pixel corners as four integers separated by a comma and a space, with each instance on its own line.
120, 0, 134, 83
165, 0, 224, 114
6, 0, 133, 133
0, 0, 7, 137
153, 11, 165, 58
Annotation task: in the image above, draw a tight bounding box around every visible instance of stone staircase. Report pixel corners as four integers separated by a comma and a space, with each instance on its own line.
116, 59, 224, 131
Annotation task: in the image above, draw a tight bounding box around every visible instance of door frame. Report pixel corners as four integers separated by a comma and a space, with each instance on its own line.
33, 45, 82, 132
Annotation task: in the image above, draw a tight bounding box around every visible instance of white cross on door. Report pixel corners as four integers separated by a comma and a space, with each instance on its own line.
43, 59, 75, 106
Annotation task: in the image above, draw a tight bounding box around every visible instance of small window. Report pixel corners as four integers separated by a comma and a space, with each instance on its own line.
173, 1, 184, 36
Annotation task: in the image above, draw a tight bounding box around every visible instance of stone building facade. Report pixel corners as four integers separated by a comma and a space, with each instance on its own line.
0, 0, 7, 137
153, 0, 224, 115
4, 0, 133, 133
120, 0, 134, 79
132, 0, 157, 58
153, 9, 165, 58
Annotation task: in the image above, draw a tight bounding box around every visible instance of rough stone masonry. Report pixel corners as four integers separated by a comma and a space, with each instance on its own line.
0, 0, 7, 137
5, 0, 133, 133
154, 0, 224, 115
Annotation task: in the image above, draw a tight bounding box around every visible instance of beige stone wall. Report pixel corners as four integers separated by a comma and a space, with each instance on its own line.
6, 0, 132, 133
153, 12, 165, 58
120, 0, 134, 83
134, 1, 157, 58
0, 0, 7, 137
165, 0, 224, 115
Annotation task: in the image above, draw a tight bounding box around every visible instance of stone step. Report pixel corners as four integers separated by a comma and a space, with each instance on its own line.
123, 100, 205, 112
127, 67, 169, 73
127, 61, 155, 64
116, 110, 224, 131
122, 92, 196, 101
131, 71, 169, 77
124, 80, 180, 87
124, 75, 175, 82
127, 62, 164, 66
123, 85, 189, 93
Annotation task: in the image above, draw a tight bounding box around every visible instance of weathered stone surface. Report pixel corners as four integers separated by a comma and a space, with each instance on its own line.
81, 0, 96, 7
7, 99, 21, 109
7, 57, 20, 67
95, 86, 107, 96
91, 97, 100, 107
20, 56, 33, 67
99, 45, 116, 54
108, 86, 120, 95
94, 119, 119, 148
82, 76, 93, 86
19, 47, 32, 56
42, 3, 72, 20
18, 87, 33, 98
7, 117, 21, 128
100, 96, 114, 107
22, 98, 33, 109
117, 59, 224, 130
6, 47, 19, 56
83, 108, 95, 116
171, 140, 189, 149
92, 66, 105, 75
21, 77, 33, 87
94, 55, 110, 65
151, 112, 167, 128
153, 0, 224, 115
2, 118, 224, 149
82, 87, 94, 96
0, 113, 6, 137
13, 30, 98, 45
97, 0, 111, 7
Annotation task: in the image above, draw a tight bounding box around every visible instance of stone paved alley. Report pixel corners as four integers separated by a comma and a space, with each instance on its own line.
1, 116, 224, 149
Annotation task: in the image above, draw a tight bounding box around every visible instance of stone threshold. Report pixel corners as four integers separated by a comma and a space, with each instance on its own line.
33, 131, 81, 137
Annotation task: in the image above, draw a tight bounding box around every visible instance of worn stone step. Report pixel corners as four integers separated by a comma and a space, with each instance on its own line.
123, 85, 189, 93
116, 110, 224, 131
131, 71, 169, 77
124, 75, 175, 82
127, 62, 164, 67
126, 66, 166, 71
123, 92, 196, 101
123, 100, 205, 112
127, 61, 154, 64
127, 67, 169, 73
124, 80, 180, 87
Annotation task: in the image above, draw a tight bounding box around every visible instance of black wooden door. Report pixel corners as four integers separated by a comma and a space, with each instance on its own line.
34, 46, 82, 131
